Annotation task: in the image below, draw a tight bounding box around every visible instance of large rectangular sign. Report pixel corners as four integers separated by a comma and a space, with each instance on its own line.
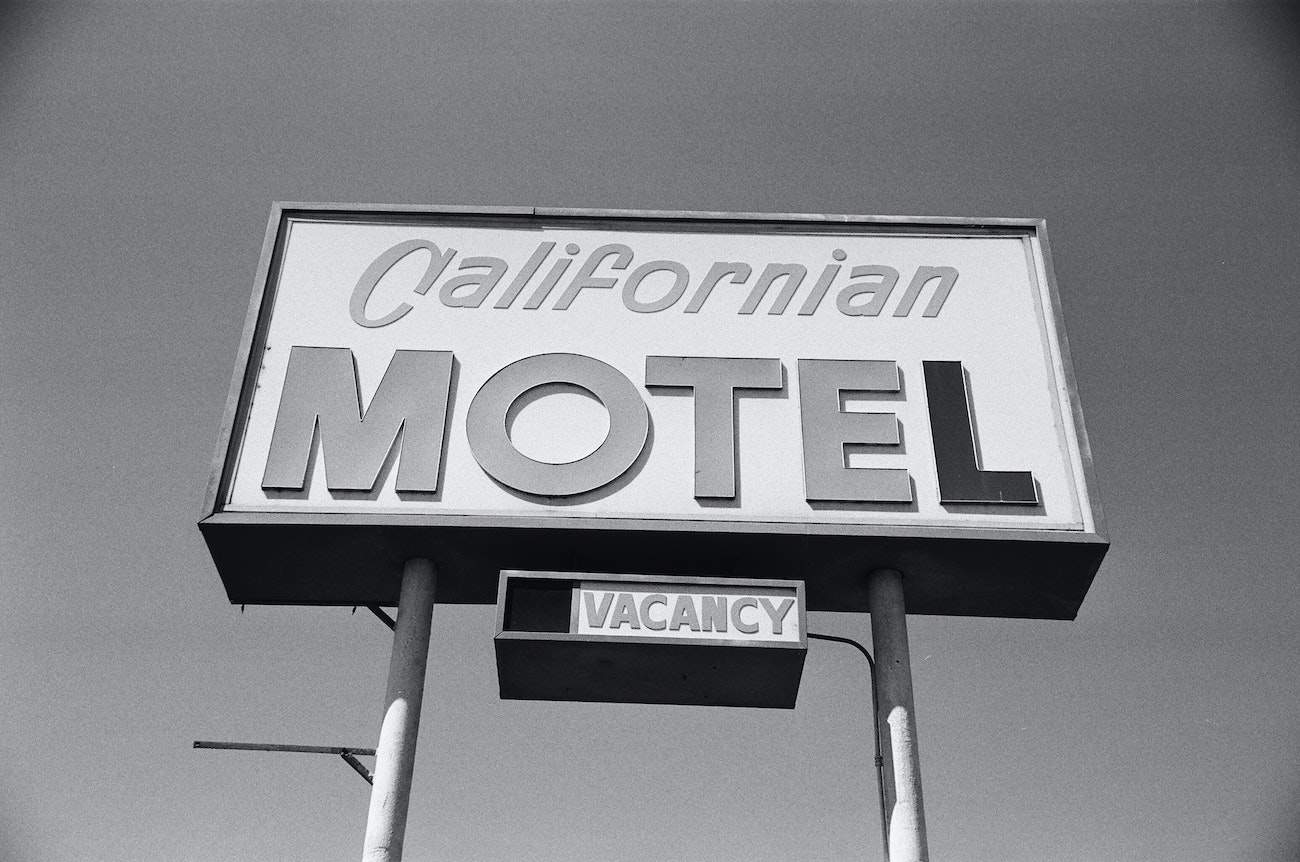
200, 205, 1106, 617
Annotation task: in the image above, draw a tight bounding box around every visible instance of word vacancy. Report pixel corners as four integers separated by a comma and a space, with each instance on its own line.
575, 585, 799, 643
349, 239, 960, 326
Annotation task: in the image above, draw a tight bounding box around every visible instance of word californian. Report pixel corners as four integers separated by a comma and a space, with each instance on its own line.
348, 239, 960, 327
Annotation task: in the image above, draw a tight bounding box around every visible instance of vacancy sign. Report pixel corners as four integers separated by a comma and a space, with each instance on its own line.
495, 572, 807, 707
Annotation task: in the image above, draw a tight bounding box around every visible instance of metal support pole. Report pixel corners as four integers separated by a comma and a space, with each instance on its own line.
361, 558, 436, 862
867, 568, 929, 862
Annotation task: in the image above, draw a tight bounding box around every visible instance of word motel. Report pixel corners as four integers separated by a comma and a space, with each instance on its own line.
260, 348, 1039, 507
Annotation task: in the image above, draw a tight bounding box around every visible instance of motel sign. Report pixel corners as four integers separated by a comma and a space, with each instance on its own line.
198, 205, 1108, 862
200, 206, 1104, 617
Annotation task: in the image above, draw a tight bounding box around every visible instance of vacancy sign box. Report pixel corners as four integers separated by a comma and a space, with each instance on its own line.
199, 205, 1106, 618
496, 572, 807, 708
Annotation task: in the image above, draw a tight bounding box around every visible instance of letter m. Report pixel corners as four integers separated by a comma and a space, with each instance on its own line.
261, 347, 453, 493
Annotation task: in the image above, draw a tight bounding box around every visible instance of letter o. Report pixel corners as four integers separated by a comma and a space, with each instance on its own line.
466, 353, 650, 496
622, 260, 689, 313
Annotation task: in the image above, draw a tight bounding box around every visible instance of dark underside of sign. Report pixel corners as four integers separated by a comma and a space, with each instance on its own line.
495, 636, 806, 708
198, 515, 1107, 619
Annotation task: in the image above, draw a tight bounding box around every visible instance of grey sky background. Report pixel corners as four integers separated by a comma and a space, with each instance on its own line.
2, 2, 1297, 860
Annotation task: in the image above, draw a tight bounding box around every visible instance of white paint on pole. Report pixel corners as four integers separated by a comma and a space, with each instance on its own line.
361, 558, 436, 862
868, 568, 929, 862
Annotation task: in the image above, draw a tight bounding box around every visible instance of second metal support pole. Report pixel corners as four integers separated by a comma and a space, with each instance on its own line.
867, 568, 930, 862
361, 558, 436, 862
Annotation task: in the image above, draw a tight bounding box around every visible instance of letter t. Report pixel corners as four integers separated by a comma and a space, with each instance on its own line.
645, 356, 785, 499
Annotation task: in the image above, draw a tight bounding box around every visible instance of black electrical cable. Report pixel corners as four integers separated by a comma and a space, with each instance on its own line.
807, 632, 890, 862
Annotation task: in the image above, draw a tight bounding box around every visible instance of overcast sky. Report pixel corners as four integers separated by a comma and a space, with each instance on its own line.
2, 2, 1297, 861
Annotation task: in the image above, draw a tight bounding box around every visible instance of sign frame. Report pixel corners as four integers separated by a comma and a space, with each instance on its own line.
199, 204, 1107, 618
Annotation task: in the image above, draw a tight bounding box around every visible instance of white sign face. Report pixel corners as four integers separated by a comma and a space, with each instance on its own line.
573, 582, 801, 644
215, 207, 1100, 540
